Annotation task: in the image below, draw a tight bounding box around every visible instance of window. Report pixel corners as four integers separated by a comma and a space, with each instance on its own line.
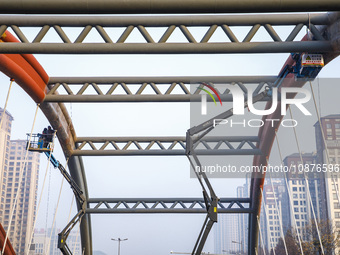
294, 201, 298, 205
293, 187, 297, 191
336, 221, 340, 228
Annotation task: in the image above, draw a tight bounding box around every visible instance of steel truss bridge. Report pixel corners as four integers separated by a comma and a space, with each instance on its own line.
0, 1, 340, 254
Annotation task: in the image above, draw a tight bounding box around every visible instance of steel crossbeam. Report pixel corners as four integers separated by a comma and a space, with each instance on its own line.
0, 13, 333, 54
73, 136, 261, 156
86, 198, 253, 214
44, 76, 276, 102
0, 0, 339, 14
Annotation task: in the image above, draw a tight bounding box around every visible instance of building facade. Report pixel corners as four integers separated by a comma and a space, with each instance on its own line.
283, 152, 327, 241
214, 214, 241, 254
0, 108, 14, 224
34, 228, 81, 255
260, 179, 289, 252
0, 108, 40, 255
236, 178, 249, 254
315, 115, 340, 230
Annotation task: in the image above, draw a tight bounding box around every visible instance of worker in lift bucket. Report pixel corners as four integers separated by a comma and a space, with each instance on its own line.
41, 128, 48, 148
39, 126, 55, 149
47, 126, 55, 145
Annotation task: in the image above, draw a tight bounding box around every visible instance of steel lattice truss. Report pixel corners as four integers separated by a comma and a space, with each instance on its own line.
0, 13, 332, 54
45, 76, 276, 102
86, 198, 252, 214
1, 7, 339, 255
73, 136, 261, 156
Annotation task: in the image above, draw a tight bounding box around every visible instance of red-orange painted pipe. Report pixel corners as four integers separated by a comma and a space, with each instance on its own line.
0, 223, 16, 255
0, 54, 45, 102
0, 31, 48, 102
2, 32, 49, 85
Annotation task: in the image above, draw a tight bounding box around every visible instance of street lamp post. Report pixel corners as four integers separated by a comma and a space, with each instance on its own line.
111, 238, 128, 255
231, 240, 243, 254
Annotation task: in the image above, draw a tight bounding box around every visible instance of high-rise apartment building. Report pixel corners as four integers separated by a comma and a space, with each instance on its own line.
236, 177, 249, 254
214, 214, 241, 254
315, 114, 340, 230
259, 179, 289, 252
33, 228, 81, 255
0, 108, 40, 255
214, 176, 250, 254
283, 152, 326, 240
0, 108, 13, 221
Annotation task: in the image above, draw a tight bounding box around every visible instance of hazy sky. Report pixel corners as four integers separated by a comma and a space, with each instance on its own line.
0, 17, 340, 255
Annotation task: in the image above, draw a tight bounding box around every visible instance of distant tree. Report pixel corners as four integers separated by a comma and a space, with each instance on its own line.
271, 220, 340, 255
300, 219, 340, 255
274, 229, 300, 255
257, 245, 269, 255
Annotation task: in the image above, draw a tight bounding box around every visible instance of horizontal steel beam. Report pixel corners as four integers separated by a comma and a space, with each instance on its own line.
71, 149, 262, 156
0, 41, 332, 54
0, 13, 330, 26
73, 136, 261, 156
44, 76, 275, 102
0, 0, 339, 14
86, 197, 253, 214
0, 13, 332, 54
88, 197, 251, 203
48, 76, 278, 84
86, 208, 253, 214
44, 95, 273, 103
75, 136, 259, 142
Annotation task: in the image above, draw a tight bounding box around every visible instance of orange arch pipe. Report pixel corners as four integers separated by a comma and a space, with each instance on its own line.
0, 31, 48, 102
0, 54, 46, 102
0, 223, 16, 255
2, 32, 49, 85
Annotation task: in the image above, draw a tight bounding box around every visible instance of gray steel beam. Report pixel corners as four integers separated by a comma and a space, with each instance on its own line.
88, 197, 251, 203
71, 149, 262, 156
0, 13, 330, 26
86, 197, 253, 214
0, 13, 333, 54
45, 76, 276, 103
48, 76, 277, 84
44, 95, 273, 103
0, 0, 339, 14
0, 41, 332, 54
86, 208, 253, 214
76, 136, 259, 142
73, 136, 261, 156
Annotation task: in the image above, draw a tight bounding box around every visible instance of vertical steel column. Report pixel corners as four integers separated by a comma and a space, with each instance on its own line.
68, 156, 92, 255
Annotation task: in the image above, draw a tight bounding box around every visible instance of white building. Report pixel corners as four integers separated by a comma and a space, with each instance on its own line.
33, 228, 81, 255
214, 214, 241, 254
283, 152, 326, 241
315, 115, 340, 230
236, 179, 249, 254
260, 179, 288, 252
0, 108, 40, 255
